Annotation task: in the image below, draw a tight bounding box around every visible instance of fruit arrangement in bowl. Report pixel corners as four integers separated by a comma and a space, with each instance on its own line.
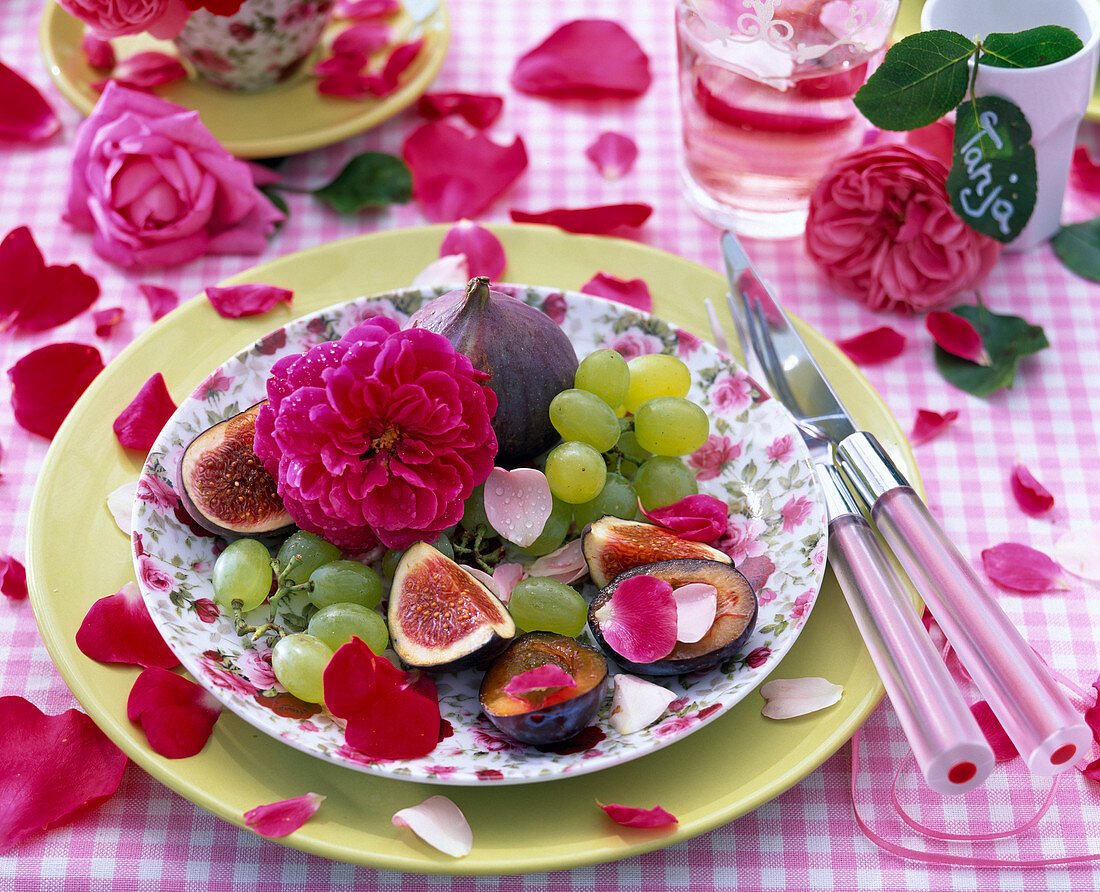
132, 279, 826, 784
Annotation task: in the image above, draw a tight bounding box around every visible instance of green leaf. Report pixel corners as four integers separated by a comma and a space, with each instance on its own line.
980, 26, 1084, 69
259, 185, 289, 227
312, 152, 413, 213
853, 30, 976, 131
1051, 218, 1100, 281
946, 95, 1036, 243
933, 303, 1048, 396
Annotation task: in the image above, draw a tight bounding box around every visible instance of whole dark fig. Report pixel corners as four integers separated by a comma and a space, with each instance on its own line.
409, 277, 578, 465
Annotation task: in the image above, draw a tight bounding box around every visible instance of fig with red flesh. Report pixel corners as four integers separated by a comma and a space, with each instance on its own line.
177, 401, 294, 538
389, 542, 516, 672
582, 516, 731, 588
479, 632, 609, 745
588, 559, 757, 676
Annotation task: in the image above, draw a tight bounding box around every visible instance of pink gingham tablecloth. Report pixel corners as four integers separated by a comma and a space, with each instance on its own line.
2, 0, 1100, 888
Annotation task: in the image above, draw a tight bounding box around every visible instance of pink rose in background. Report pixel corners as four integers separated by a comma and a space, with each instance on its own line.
805, 144, 1001, 313
59, 0, 192, 39
65, 83, 283, 269
686, 433, 741, 481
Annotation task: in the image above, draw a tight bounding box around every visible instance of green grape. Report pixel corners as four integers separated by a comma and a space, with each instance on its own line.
544, 441, 607, 504
307, 603, 389, 655
616, 428, 653, 465
518, 497, 573, 556
308, 560, 384, 610
633, 455, 698, 510
277, 531, 342, 585
634, 396, 710, 456
381, 548, 403, 580
509, 577, 588, 637
574, 348, 630, 408
459, 483, 497, 535
548, 389, 620, 452
212, 538, 273, 611
623, 353, 692, 413
572, 473, 638, 530
432, 532, 455, 560
272, 632, 334, 704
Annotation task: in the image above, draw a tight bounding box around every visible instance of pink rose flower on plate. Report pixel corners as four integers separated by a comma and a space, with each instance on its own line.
58, 0, 192, 39
65, 83, 283, 269
805, 144, 1001, 313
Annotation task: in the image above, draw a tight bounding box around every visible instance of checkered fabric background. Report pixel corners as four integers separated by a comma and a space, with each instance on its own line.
3, 0, 1100, 888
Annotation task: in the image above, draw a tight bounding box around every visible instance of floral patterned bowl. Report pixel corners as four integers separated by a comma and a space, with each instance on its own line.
131, 284, 826, 785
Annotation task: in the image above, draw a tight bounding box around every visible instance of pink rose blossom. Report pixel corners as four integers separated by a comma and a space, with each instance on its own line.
758, 587, 778, 605
686, 433, 741, 481
745, 646, 771, 668
201, 660, 257, 698
238, 649, 277, 688
767, 434, 795, 463
136, 473, 178, 510
607, 329, 663, 361
780, 495, 814, 532
137, 556, 174, 592
805, 144, 1001, 313
675, 327, 704, 358
708, 369, 753, 416
65, 83, 283, 269
193, 598, 220, 623
652, 713, 700, 740
59, 0, 192, 39
717, 514, 767, 565
790, 590, 815, 622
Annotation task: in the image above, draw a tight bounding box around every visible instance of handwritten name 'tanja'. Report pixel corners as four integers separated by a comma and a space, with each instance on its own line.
957, 110, 1016, 236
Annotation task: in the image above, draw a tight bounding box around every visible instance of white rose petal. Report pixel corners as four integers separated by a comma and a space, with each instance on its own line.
392, 795, 472, 858
107, 480, 138, 535
609, 674, 678, 734
760, 676, 842, 720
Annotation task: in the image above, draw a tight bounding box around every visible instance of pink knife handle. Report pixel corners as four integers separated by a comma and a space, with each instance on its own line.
819, 466, 993, 794
836, 434, 1092, 776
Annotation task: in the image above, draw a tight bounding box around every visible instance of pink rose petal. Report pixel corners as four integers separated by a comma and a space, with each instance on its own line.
1082, 755, 1100, 783
113, 373, 177, 451
439, 220, 506, 279
331, 20, 392, 56
411, 253, 469, 288
139, 283, 179, 321
317, 71, 374, 97
1053, 525, 1100, 582
76, 581, 179, 669
503, 664, 576, 700
970, 700, 1018, 762
836, 326, 906, 364
1084, 674, 1100, 741
81, 33, 116, 70
910, 408, 959, 445
314, 51, 368, 76
336, 0, 400, 17
580, 272, 652, 313
593, 574, 677, 663
525, 538, 589, 584
1070, 145, 1100, 198
93, 52, 187, 91
926, 310, 990, 365
981, 542, 1068, 593
244, 792, 325, 838
608, 674, 677, 734
0, 60, 60, 142
1010, 463, 1055, 517
760, 676, 843, 719
640, 494, 728, 543
672, 583, 717, 644
511, 20, 652, 98
93, 306, 124, 337
403, 121, 528, 222
482, 467, 553, 548
392, 795, 473, 857
373, 38, 423, 95
597, 800, 677, 828
0, 555, 28, 601
510, 203, 652, 235
0, 226, 100, 333
205, 283, 293, 319
127, 667, 222, 758
8, 342, 105, 439
0, 697, 128, 853
107, 481, 138, 534
417, 92, 504, 128
585, 132, 638, 180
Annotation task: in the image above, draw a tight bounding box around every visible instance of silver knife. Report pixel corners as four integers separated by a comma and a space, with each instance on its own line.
721, 231, 1090, 783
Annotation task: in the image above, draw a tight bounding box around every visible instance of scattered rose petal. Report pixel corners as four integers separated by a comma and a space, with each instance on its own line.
510, 203, 652, 235
926, 310, 990, 365
205, 283, 293, 319
107, 481, 138, 535
597, 800, 677, 828
1053, 525, 1100, 582
672, 583, 717, 644
0, 555, 28, 601
337, 0, 399, 17
608, 674, 677, 734
244, 792, 325, 838
317, 70, 375, 98
417, 92, 503, 128
970, 700, 1018, 762
585, 132, 638, 180
81, 33, 116, 70
981, 542, 1068, 593
836, 326, 906, 364
139, 283, 179, 321
525, 538, 588, 584
331, 20, 392, 56
1082, 755, 1100, 783
93, 52, 187, 91
460, 564, 504, 602
0, 226, 100, 333
1084, 675, 1100, 741
411, 253, 469, 288
392, 795, 472, 857
439, 220, 506, 279
93, 306, 124, 337
8, 342, 105, 438
503, 664, 576, 700
593, 574, 677, 663
640, 494, 728, 543
372, 38, 423, 95
0, 697, 128, 852
0, 61, 60, 142
1010, 463, 1055, 517
580, 272, 652, 313
127, 667, 222, 758
482, 467, 553, 548
489, 562, 523, 604
402, 122, 528, 221
76, 582, 179, 669
511, 20, 652, 98
1070, 145, 1100, 198
910, 408, 959, 445
113, 373, 177, 451
760, 676, 843, 719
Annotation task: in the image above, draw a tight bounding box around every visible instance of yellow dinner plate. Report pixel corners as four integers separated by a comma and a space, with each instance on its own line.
27, 225, 918, 874
38, 1, 450, 158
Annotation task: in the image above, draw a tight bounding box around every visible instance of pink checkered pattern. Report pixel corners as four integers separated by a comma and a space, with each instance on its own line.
3, 0, 1100, 887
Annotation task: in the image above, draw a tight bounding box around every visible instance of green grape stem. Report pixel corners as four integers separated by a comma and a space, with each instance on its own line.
229, 553, 314, 646
451, 524, 506, 572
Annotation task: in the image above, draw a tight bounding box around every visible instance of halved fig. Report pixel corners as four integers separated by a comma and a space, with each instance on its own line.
588, 559, 757, 676
177, 401, 294, 538
389, 542, 516, 672
582, 516, 731, 588
479, 632, 609, 745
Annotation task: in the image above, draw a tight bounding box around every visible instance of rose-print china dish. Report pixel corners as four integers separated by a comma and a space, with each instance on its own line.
132, 284, 828, 785
39, 1, 451, 158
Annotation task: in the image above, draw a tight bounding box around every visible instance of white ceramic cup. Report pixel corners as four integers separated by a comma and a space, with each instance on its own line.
921, 0, 1100, 251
